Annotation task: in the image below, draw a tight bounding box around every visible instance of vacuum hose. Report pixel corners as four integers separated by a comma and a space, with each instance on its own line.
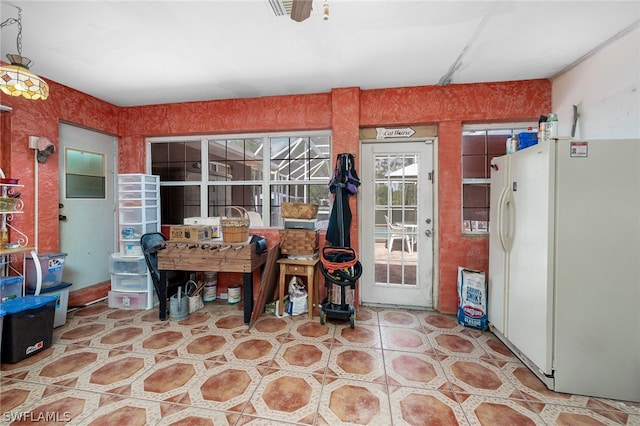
320, 246, 362, 287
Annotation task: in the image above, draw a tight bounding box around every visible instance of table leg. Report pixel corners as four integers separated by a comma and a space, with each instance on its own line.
306, 267, 314, 320
314, 264, 320, 318
158, 271, 168, 321
243, 272, 253, 325
278, 268, 286, 316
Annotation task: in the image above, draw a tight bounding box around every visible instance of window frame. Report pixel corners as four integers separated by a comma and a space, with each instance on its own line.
146, 130, 332, 227
461, 122, 535, 236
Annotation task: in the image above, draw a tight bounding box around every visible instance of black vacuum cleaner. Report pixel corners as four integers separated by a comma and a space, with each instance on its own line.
320, 153, 362, 328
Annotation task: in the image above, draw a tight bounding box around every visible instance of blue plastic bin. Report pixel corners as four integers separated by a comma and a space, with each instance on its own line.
0, 276, 23, 302
1, 295, 57, 363
518, 132, 538, 150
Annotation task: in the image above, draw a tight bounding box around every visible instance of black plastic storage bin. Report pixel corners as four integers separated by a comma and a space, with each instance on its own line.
1, 295, 57, 363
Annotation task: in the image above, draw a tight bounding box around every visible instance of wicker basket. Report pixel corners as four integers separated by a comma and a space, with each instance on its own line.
279, 229, 319, 254
221, 206, 250, 243
281, 202, 319, 219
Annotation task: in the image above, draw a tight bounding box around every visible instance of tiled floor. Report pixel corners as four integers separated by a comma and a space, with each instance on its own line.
1, 300, 639, 425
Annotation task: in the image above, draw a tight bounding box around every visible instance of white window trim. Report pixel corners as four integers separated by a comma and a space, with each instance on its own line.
146, 130, 332, 226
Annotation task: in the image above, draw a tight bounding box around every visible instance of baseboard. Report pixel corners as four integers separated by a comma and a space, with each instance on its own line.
68, 281, 111, 308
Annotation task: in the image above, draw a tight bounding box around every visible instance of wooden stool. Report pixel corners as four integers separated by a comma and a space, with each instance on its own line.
277, 257, 320, 319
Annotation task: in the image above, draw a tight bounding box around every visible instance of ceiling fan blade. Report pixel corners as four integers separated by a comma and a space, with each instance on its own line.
291, 0, 312, 22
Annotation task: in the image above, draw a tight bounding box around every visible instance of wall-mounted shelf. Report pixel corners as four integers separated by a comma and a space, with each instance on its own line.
1, 175, 40, 296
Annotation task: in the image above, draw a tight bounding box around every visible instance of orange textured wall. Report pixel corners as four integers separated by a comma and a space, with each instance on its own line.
0, 80, 118, 252
1, 77, 551, 313
358, 80, 551, 313
116, 93, 333, 172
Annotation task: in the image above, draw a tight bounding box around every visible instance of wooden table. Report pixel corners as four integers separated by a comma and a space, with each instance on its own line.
277, 257, 320, 319
157, 241, 267, 324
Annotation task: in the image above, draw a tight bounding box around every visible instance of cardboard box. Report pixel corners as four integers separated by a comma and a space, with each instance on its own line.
183, 217, 221, 238
169, 225, 211, 242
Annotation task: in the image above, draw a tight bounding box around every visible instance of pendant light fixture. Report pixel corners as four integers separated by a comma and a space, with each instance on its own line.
0, 6, 49, 101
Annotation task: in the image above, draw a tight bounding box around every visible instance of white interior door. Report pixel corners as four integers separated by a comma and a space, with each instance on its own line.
360, 141, 434, 308
59, 123, 117, 293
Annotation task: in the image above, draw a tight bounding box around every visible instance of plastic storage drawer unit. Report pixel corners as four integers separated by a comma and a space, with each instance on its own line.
0, 276, 23, 301
1, 295, 57, 363
110, 274, 148, 292
108, 291, 148, 310
110, 253, 147, 274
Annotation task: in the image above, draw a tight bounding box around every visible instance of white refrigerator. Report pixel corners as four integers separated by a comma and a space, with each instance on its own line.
488, 138, 640, 402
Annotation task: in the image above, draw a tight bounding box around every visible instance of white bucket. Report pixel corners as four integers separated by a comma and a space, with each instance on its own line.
228, 285, 241, 304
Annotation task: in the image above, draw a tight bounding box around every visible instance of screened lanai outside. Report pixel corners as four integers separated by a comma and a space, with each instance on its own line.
374, 154, 418, 286
148, 133, 332, 227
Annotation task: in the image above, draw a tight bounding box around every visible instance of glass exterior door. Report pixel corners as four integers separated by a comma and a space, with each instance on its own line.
360, 141, 434, 308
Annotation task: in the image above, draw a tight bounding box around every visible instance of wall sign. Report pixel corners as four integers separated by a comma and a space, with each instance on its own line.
375, 127, 416, 139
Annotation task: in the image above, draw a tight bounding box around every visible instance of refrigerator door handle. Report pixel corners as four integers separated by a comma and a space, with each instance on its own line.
497, 186, 514, 253
503, 189, 514, 252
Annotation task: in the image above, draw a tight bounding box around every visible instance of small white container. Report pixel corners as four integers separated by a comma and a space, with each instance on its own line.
228, 285, 241, 304
203, 271, 217, 302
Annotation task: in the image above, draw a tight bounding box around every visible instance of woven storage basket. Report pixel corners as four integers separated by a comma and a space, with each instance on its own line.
281, 202, 319, 220
279, 229, 318, 254
221, 206, 250, 243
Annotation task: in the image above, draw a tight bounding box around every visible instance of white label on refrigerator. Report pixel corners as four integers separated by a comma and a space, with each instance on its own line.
570, 141, 588, 158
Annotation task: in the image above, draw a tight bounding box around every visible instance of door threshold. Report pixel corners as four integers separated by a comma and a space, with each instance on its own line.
360, 302, 434, 311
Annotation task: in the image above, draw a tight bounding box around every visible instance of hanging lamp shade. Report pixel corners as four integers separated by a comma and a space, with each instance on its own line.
0, 54, 49, 100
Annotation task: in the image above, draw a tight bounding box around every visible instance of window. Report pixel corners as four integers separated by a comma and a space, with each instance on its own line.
65, 148, 106, 199
149, 132, 332, 227
461, 123, 534, 234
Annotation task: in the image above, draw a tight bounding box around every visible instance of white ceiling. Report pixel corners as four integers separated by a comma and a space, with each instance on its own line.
1, 1, 639, 107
